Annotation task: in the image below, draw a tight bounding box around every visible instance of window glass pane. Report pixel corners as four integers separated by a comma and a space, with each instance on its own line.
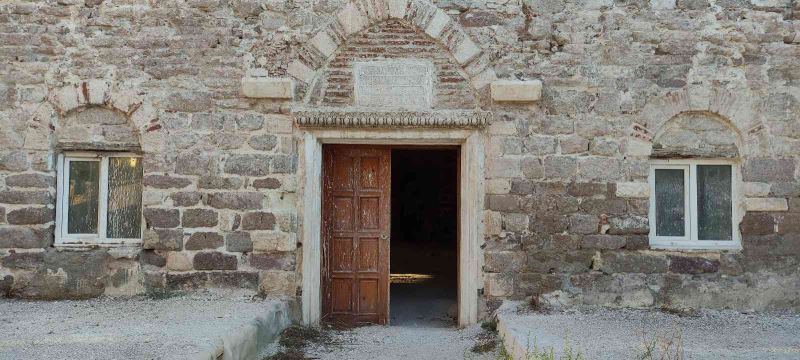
655, 169, 685, 237
107, 157, 143, 239
67, 161, 100, 234
697, 165, 733, 241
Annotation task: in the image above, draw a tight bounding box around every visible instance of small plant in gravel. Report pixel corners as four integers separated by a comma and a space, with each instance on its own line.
637, 325, 684, 360
264, 324, 341, 360
481, 317, 498, 333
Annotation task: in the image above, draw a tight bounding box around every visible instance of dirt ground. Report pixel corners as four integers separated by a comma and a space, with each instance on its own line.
498, 303, 800, 360
266, 323, 500, 360
0, 290, 282, 360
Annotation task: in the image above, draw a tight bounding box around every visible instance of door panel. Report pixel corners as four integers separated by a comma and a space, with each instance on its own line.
322, 145, 390, 325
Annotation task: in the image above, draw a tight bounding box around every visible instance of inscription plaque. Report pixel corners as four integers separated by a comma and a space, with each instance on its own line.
353, 60, 434, 109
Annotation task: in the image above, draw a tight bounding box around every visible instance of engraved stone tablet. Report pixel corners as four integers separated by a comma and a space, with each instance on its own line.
353, 60, 434, 109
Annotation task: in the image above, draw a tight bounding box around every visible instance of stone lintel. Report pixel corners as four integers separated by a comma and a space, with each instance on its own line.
490, 80, 543, 102
292, 108, 490, 128
745, 197, 789, 212
241, 77, 294, 99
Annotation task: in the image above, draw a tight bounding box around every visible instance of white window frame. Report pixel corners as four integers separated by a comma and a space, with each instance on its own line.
55, 152, 144, 247
649, 159, 742, 251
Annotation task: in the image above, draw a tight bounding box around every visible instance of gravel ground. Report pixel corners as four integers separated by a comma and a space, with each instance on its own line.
302, 324, 500, 360
0, 290, 281, 360
499, 304, 800, 360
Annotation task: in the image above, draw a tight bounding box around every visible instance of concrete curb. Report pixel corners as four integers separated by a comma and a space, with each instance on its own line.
197, 301, 292, 360
495, 301, 528, 360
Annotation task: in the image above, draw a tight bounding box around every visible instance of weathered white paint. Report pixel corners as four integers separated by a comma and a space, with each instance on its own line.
298, 128, 484, 327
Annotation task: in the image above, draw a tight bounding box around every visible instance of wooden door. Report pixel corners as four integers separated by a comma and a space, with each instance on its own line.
321, 145, 390, 325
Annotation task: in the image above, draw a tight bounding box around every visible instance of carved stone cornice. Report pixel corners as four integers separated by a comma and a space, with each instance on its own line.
292, 108, 491, 128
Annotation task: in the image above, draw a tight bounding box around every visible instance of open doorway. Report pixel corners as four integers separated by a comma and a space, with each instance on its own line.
390, 148, 459, 327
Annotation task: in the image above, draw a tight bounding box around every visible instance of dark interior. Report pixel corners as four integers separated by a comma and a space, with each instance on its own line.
389, 148, 458, 327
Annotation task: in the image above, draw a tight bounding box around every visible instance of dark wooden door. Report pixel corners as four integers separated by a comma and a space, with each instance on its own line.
322, 145, 390, 325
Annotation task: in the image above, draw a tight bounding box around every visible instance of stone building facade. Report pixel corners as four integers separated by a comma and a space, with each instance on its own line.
1, 0, 799, 322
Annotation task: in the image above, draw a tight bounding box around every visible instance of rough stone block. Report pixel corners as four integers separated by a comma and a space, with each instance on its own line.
171, 192, 202, 207
0, 190, 51, 205
7, 207, 53, 225
193, 252, 237, 270
599, 252, 668, 274
454, 37, 481, 65
166, 272, 208, 291
484, 273, 513, 297
140, 250, 166, 267
569, 213, 599, 235
581, 235, 626, 250
166, 252, 193, 271
241, 212, 277, 230
309, 32, 338, 58
739, 213, 775, 235
491, 80, 542, 102
208, 271, 259, 289
743, 158, 795, 182
143, 208, 180, 228
252, 231, 295, 252
185, 232, 224, 250
205, 192, 263, 210
577, 157, 622, 182
258, 271, 295, 297
143, 229, 183, 251
0, 227, 51, 248
743, 182, 771, 197
286, 60, 315, 84
250, 252, 295, 271
487, 195, 519, 212
544, 156, 577, 180
241, 77, 294, 99
616, 182, 649, 198
252, 178, 281, 190
198, 176, 243, 190
608, 215, 649, 235
745, 198, 788, 212
484, 251, 525, 272
2, 252, 44, 269
424, 10, 450, 39
181, 209, 219, 228
224, 154, 271, 177
144, 175, 191, 189
668, 255, 719, 274
226, 232, 253, 253
5, 174, 54, 188
387, 0, 409, 18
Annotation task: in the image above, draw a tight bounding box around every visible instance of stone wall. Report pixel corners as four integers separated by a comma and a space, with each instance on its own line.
0, 0, 798, 317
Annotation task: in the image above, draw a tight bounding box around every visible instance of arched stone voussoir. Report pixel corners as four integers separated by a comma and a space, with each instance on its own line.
288, 0, 486, 89
641, 87, 762, 143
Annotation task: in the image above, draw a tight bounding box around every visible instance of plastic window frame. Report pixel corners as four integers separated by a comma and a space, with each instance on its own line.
55, 152, 144, 247
648, 159, 742, 251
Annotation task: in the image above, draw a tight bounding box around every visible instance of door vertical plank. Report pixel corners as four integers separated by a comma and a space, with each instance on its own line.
322, 145, 391, 325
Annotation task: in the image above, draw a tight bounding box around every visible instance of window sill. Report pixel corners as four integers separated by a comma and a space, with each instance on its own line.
649, 241, 741, 252
54, 240, 143, 251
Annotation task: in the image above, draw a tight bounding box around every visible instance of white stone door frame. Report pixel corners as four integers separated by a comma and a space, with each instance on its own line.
299, 128, 484, 327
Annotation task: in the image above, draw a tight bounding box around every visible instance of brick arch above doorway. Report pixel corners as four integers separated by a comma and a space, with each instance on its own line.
283, 0, 496, 105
